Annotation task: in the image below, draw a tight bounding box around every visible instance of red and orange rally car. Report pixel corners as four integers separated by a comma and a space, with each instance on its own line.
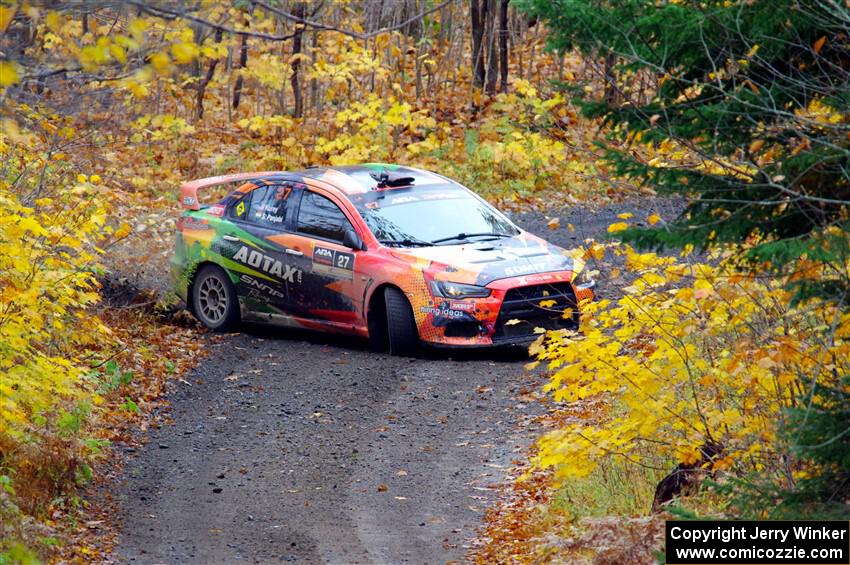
172, 163, 594, 355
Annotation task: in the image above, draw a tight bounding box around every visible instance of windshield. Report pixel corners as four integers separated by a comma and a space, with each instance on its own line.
354, 188, 519, 245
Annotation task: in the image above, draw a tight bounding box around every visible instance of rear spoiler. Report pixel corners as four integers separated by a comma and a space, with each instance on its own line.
180, 172, 281, 210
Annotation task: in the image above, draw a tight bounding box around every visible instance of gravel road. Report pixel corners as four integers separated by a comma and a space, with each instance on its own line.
114, 198, 683, 565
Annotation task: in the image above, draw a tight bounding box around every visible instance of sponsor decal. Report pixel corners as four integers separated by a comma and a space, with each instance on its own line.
390, 195, 418, 205
235, 200, 246, 217
233, 245, 303, 283
449, 301, 475, 312
420, 306, 466, 319
183, 196, 195, 206
516, 273, 556, 285
181, 217, 210, 230
504, 262, 553, 276
206, 205, 225, 217
312, 246, 355, 280
240, 274, 285, 300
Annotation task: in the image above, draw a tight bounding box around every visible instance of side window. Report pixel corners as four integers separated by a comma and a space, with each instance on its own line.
296, 191, 353, 243
248, 184, 293, 228
228, 190, 252, 220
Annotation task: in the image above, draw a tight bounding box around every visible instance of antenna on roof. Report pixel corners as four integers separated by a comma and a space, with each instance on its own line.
369, 168, 415, 189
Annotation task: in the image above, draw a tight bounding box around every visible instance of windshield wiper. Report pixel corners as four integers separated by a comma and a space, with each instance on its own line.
378, 238, 432, 247
431, 232, 514, 244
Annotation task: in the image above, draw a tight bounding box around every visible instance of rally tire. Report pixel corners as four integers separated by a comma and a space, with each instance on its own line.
191, 265, 240, 331
384, 287, 419, 356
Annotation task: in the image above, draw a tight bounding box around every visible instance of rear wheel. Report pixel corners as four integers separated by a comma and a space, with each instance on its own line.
192, 265, 240, 331
384, 287, 419, 356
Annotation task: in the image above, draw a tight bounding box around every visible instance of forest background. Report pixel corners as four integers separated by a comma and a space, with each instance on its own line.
0, 0, 848, 562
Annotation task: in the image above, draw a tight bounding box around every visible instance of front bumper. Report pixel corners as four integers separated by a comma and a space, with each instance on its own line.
416, 271, 594, 347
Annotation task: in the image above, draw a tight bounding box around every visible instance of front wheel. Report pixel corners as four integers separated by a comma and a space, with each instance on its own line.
191, 265, 240, 331
384, 287, 419, 356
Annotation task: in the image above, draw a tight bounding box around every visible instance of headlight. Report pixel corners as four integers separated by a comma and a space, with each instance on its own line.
430, 280, 491, 298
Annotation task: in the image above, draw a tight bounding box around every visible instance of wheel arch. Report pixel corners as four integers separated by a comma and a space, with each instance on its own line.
186, 260, 237, 315
366, 282, 418, 348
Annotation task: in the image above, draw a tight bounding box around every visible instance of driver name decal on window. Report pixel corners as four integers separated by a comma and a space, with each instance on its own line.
312, 246, 354, 280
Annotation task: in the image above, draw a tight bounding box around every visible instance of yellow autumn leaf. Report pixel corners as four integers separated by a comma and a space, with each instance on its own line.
647, 213, 662, 226
149, 51, 171, 73
607, 222, 628, 233
128, 18, 149, 41
171, 41, 199, 64
617, 212, 634, 220
0, 60, 20, 87
0, 6, 15, 33
113, 223, 131, 239
45, 10, 62, 33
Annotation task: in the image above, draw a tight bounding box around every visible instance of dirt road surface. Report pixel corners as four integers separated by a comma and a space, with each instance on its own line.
114, 199, 681, 564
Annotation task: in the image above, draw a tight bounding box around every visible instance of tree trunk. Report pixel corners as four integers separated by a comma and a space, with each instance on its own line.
470, 0, 487, 89
196, 28, 223, 120
604, 50, 617, 105
485, 0, 498, 95
232, 24, 249, 110
498, 0, 509, 92
291, 2, 307, 118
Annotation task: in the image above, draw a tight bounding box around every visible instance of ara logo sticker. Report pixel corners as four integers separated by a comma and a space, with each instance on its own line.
233, 246, 302, 283
235, 201, 246, 217
312, 246, 354, 279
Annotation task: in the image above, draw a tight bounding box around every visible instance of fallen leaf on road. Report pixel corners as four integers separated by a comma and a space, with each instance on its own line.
377, 484, 388, 492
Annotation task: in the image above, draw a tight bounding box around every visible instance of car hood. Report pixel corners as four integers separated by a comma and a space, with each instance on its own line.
389, 233, 581, 286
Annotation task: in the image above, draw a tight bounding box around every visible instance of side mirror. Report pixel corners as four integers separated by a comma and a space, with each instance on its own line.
343, 229, 367, 251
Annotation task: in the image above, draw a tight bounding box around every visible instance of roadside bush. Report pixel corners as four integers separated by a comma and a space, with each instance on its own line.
0, 123, 114, 558
530, 239, 850, 516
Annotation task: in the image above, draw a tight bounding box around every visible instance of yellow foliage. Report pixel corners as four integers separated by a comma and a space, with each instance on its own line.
0, 137, 110, 434
531, 243, 850, 486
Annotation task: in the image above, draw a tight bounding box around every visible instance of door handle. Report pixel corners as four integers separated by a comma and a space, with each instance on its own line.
285, 249, 303, 257
222, 235, 240, 242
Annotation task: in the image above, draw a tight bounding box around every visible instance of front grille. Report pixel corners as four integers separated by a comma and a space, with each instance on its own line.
444, 320, 483, 338
493, 282, 578, 343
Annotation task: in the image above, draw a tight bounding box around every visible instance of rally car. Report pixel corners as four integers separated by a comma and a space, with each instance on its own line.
172, 163, 594, 355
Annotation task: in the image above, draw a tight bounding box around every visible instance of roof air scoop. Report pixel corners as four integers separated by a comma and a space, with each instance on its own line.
370, 169, 415, 189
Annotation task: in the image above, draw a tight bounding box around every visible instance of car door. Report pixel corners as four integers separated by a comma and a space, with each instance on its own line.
285, 188, 363, 325
223, 183, 299, 315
